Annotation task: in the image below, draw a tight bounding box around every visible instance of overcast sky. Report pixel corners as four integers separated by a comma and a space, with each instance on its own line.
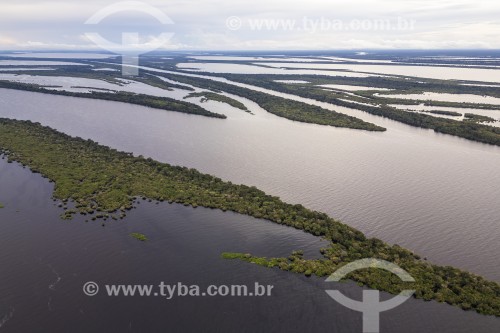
1, 0, 499, 51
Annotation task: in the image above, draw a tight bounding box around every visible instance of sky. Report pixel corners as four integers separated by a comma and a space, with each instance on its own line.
1, 0, 499, 51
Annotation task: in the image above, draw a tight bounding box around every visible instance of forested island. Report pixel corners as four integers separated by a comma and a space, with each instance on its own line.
184, 91, 250, 112
426, 110, 462, 117
214, 74, 500, 146
149, 72, 385, 131
464, 113, 497, 123
0, 67, 384, 130
0, 118, 499, 316
0, 80, 226, 119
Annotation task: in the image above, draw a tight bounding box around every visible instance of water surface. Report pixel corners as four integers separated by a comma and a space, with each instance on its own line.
258, 62, 500, 83
1, 88, 500, 283
378, 92, 500, 105
1, 158, 499, 333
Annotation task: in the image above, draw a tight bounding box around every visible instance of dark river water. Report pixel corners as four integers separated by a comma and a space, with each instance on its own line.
1, 159, 500, 333
0, 87, 500, 332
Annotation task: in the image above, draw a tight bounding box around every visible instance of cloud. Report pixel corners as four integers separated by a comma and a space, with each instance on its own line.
0, 0, 499, 50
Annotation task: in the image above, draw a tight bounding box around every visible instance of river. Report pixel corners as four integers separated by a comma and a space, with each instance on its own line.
0, 74, 500, 331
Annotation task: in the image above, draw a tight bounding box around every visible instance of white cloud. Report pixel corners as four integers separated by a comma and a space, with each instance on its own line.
0, 0, 499, 50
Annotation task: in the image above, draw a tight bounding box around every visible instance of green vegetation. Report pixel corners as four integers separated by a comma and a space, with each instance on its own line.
0, 202, 4, 208
426, 110, 462, 117
0, 80, 225, 119
464, 113, 497, 123
131, 74, 195, 92
223, 248, 500, 316
130, 233, 148, 242
185, 91, 250, 112
211, 72, 500, 99
334, 100, 500, 146
0, 118, 499, 316
215, 74, 500, 146
150, 72, 385, 131
221, 252, 246, 260
374, 97, 500, 111
235, 74, 500, 110
0, 64, 382, 130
